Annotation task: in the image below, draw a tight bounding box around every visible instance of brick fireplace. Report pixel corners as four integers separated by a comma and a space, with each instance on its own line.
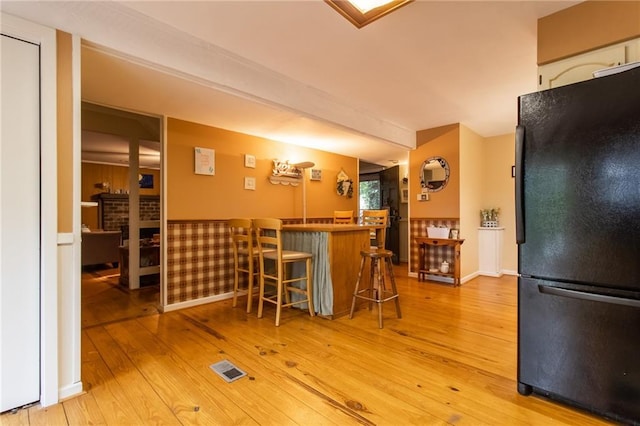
91, 193, 160, 231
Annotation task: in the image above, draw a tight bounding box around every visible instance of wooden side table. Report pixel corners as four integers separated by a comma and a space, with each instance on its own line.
415, 237, 465, 286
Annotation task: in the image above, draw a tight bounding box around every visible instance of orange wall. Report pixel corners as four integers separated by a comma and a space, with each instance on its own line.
166, 118, 358, 220
81, 163, 160, 229
538, 1, 640, 64
410, 124, 460, 219
409, 124, 518, 277
57, 31, 73, 232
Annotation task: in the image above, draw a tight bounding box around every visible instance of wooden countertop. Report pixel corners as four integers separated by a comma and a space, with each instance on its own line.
283, 224, 375, 232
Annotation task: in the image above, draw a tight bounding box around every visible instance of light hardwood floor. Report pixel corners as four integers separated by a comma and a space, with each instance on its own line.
80, 266, 160, 329
2, 266, 614, 425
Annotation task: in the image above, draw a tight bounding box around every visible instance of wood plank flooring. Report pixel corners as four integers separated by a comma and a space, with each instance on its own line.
1, 265, 615, 425
80, 266, 160, 328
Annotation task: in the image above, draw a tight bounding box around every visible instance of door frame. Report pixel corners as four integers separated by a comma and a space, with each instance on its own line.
1, 13, 59, 407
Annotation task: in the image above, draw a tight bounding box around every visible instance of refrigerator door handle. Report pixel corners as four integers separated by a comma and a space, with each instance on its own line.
539, 285, 640, 308
515, 125, 525, 244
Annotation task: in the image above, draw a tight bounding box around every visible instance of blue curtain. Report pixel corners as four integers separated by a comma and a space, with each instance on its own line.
282, 231, 332, 315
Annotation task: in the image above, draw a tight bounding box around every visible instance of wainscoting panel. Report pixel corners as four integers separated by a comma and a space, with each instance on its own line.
166, 218, 333, 306
409, 218, 460, 274
57, 233, 83, 400
166, 221, 232, 305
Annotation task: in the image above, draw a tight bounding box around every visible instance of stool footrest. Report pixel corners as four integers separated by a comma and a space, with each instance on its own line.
353, 293, 399, 304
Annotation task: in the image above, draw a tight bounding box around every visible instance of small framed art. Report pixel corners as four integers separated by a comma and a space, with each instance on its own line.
244, 176, 256, 190
195, 147, 215, 175
401, 188, 408, 203
310, 169, 322, 181
139, 174, 154, 188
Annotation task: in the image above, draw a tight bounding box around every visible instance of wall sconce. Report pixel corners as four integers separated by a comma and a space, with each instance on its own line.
268, 160, 315, 223
269, 160, 302, 186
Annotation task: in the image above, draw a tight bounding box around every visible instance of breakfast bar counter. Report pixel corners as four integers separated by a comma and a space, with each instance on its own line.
282, 224, 370, 318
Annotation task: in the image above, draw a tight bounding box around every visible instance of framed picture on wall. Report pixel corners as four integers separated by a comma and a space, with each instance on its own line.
195, 147, 215, 175
139, 174, 154, 188
310, 169, 322, 181
401, 188, 409, 203
244, 176, 256, 190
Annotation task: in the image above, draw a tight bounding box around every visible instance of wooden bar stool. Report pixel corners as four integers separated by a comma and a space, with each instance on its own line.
229, 218, 259, 313
349, 248, 401, 328
254, 218, 314, 326
350, 209, 401, 328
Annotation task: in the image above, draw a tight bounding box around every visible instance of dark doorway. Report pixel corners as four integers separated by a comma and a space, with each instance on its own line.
359, 164, 401, 264
380, 166, 400, 263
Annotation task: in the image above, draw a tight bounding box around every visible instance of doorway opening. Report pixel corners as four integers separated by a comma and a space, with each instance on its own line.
359, 161, 401, 263
81, 102, 162, 328
359, 176, 381, 212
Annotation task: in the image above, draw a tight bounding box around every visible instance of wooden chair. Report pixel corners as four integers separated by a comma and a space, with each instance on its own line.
333, 210, 354, 224
350, 209, 401, 328
361, 209, 388, 248
229, 218, 258, 313
253, 218, 315, 326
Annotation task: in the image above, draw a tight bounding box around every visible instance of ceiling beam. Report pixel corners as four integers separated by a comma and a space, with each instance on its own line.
4, 1, 415, 150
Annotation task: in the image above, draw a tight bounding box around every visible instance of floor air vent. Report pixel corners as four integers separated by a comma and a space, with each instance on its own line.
210, 360, 247, 383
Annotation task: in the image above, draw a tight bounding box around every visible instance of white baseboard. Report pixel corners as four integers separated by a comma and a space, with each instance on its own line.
480, 269, 518, 279
58, 381, 83, 401
478, 271, 503, 278
160, 292, 233, 312
461, 272, 479, 283
410, 270, 511, 285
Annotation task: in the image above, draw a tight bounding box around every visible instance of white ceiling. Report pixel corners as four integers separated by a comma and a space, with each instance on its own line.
2, 0, 578, 167
81, 131, 161, 169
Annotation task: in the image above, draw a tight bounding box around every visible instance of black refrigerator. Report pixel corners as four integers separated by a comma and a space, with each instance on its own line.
516, 65, 640, 424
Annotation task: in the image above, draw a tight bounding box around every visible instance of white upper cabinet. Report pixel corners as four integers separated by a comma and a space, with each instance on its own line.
538, 38, 640, 90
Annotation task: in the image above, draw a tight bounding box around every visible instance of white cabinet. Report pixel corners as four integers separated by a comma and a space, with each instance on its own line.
538, 38, 640, 90
478, 227, 504, 277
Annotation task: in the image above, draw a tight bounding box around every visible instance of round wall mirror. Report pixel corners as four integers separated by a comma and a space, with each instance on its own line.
420, 156, 450, 192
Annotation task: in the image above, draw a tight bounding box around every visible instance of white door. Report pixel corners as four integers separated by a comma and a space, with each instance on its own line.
0, 33, 41, 411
